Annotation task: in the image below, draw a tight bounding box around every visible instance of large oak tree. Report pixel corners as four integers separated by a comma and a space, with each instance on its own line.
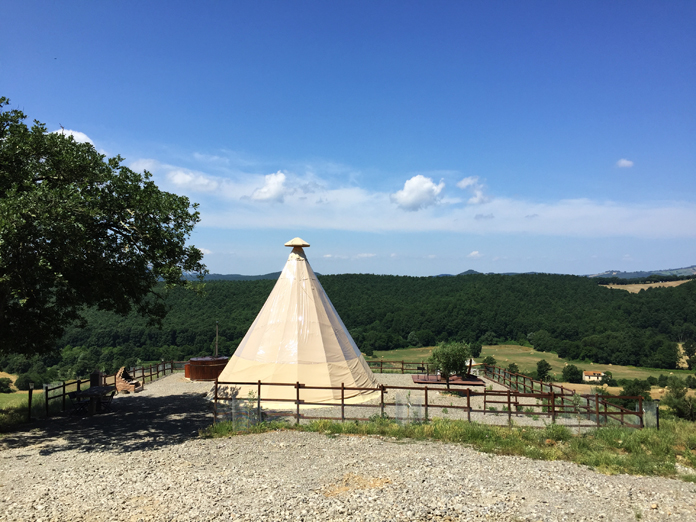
0, 97, 206, 356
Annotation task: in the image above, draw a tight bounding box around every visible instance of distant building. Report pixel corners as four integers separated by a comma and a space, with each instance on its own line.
583, 370, 604, 382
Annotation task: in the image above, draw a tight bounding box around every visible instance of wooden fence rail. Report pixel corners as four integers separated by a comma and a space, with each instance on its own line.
41, 361, 176, 418
482, 365, 644, 429
212, 378, 644, 429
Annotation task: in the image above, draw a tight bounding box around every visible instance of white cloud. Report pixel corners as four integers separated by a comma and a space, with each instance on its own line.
390, 175, 445, 211
456, 176, 489, 204
168, 169, 220, 192
131, 156, 696, 241
456, 176, 477, 189
51, 129, 93, 144
616, 158, 634, 168
198, 248, 213, 255
251, 171, 289, 202
356, 253, 376, 258
467, 251, 482, 258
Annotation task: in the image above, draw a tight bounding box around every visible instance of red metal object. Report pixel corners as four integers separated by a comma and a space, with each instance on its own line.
187, 356, 228, 381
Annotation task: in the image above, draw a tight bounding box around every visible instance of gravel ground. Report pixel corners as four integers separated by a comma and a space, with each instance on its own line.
1, 373, 694, 522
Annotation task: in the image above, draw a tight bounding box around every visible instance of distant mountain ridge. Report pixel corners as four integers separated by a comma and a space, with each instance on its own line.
184, 264, 696, 281
587, 265, 696, 279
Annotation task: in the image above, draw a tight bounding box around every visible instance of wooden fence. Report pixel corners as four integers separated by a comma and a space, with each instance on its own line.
367, 360, 436, 374
40, 361, 176, 418
482, 365, 644, 429
211, 377, 644, 429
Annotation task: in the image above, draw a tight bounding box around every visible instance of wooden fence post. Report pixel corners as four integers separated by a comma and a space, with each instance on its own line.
213, 377, 218, 425
257, 380, 262, 421
595, 393, 600, 428
295, 382, 301, 425
401, 360, 404, 374
466, 388, 471, 422
424, 386, 429, 422
27, 386, 33, 422
62, 381, 66, 412
380, 385, 385, 417
44, 384, 49, 418
483, 387, 487, 414
380, 360, 383, 373
551, 392, 556, 423
638, 396, 644, 428
507, 389, 511, 426
341, 383, 345, 422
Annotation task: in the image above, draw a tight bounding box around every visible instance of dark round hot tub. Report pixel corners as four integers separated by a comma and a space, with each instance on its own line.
185, 356, 229, 381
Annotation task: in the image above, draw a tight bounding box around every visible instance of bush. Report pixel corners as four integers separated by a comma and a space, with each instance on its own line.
13, 372, 43, 390
469, 341, 482, 358
685, 374, 696, 389
482, 356, 497, 366
662, 377, 696, 421
562, 364, 584, 384
647, 376, 658, 386
658, 374, 669, 387
507, 362, 520, 374
0, 377, 14, 393
536, 360, 552, 382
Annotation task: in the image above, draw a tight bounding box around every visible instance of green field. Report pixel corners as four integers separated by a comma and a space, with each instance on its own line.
0, 393, 30, 410
480, 344, 694, 381
366, 344, 694, 383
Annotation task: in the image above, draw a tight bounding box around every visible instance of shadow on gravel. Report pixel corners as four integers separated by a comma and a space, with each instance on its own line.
0, 392, 213, 455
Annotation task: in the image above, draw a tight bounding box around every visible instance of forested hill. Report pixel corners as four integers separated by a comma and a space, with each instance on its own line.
53, 273, 696, 371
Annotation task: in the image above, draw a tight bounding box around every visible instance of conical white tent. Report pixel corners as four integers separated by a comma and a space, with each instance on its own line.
216, 238, 379, 405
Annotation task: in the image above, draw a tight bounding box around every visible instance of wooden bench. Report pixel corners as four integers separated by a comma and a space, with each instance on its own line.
115, 367, 144, 393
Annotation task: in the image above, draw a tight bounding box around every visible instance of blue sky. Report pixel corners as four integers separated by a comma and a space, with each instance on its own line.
2, 1, 695, 276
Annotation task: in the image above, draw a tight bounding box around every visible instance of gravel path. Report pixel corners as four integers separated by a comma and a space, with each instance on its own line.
1, 374, 694, 522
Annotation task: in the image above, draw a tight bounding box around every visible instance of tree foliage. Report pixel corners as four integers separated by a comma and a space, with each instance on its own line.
0, 377, 13, 393
428, 341, 471, 389
662, 377, 696, 421
0, 97, 206, 356
536, 360, 552, 382
561, 364, 584, 384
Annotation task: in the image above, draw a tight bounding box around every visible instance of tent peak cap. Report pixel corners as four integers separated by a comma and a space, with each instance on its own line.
285, 237, 310, 247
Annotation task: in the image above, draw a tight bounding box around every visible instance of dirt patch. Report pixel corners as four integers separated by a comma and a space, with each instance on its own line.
322, 473, 393, 497
601, 280, 692, 293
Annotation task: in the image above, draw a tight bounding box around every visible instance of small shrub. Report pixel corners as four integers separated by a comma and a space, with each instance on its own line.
0, 377, 14, 393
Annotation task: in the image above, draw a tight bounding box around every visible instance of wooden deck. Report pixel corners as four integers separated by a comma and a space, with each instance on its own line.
410, 374, 486, 386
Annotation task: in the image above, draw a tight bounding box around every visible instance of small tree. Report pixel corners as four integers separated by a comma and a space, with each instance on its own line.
561, 364, 583, 384
0, 377, 14, 393
536, 360, 552, 382
662, 377, 696, 421
428, 342, 471, 389
469, 341, 482, 358
600, 371, 618, 387
506, 362, 520, 375
482, 355, 497, 366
